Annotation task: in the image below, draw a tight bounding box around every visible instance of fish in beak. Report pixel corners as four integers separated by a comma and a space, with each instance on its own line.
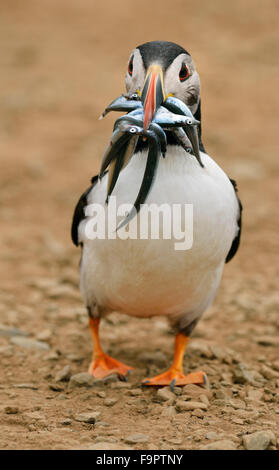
141, 64, 166, 130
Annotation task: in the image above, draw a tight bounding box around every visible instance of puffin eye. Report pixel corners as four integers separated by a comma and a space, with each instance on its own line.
128, 56, 134, 76
179, 63, 190, 82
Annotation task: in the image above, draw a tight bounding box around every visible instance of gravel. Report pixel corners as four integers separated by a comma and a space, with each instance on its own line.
0, 325, 28, 338
10, 337, 50, 350
55, 365, 72, 382
200, 440, 237, 450
176, 400, 208, 412
74, 411, 101, 424
124, 433, 149, 444
68, 372, 95, 388
156, 388, 176, 403
243, 430, 275, 450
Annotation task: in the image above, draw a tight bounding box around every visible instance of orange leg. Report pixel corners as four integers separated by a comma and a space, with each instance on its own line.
142, 333, 206, 388
88, 317, 134, 379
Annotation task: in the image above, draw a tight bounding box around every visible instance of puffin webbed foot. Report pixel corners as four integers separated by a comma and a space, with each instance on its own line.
142, 368, 206, 390
89, 353, 134, 379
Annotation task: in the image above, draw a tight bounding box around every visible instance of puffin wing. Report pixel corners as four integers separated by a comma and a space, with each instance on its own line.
225, 178, 243, 263
71, 174, 99, 247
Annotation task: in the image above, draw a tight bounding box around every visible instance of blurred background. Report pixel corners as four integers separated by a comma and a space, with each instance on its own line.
0, 0, 279, 450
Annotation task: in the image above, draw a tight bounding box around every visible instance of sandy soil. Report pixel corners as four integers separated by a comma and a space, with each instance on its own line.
0, 0, 279, 450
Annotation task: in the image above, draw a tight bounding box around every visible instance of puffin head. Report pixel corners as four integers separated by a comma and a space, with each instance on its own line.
125, 41, 201, 130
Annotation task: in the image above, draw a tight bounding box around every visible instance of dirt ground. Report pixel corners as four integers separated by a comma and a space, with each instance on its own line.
0, 0, 279, 450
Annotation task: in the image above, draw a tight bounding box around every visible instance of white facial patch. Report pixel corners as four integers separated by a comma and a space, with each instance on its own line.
125, 48, 146, 94
164, 53, 200, 114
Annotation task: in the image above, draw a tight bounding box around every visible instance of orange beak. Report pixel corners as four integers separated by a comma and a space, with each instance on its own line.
141, 65, 166, 131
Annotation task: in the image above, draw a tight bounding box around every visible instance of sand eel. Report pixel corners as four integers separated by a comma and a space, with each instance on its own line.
71, 41, 242, 387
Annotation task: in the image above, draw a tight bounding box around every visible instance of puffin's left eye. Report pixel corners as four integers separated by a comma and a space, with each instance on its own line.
179, 63, 190, 82
128, 56, 134, 76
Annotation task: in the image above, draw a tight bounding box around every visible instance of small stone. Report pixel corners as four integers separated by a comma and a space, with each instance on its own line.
55, 365, 72, 382
36, 329, 52, 341
272, 360, 279, 372
49, 383, 64, 392
243, 431, 273, 450
125, 433, 149, 444
231, 418, 244, 425
176, 400, 208, 412
88, 442, 132, 450
200, 440, 236, 450
104, 398, 118, 407
161, 406, 176, 418
97, 391, 106, 398
44, 351, 60, 361
205, 432, 220, 440
255, 336, 279, 347
246, 389, 263, 402
74, 411, 101, 424
10, 337, 50, 351
227, 398, 246, 410
191, 408, 204, 418
0, 325, 28, 338
4, 406, 19, 414
232, 364, 258, 385
182, 383, 211, 398
127, 388, 142, 396
13, 383, 39, 390
156, 388, 176, 403
68, 373, 95, 389
260, 365, 279, 380
61, 419, 72, 425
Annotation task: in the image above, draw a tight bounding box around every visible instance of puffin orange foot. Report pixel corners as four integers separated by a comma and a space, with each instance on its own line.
88, 353, 134, 379
142, 368, 206, 389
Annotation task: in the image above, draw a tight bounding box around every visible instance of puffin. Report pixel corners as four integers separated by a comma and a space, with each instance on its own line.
71, 41, 242, 387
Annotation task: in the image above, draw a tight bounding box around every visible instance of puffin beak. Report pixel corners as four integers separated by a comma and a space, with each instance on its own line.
141, 64, 166, 131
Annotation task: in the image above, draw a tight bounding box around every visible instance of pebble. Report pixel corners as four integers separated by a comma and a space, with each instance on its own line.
4, 406, 19, 414
0, 325, 28, 338
55, 365, 72, 382
255, 336, 279, 347
104, 398, 118, 407
125, 433, 149, 444
176, 400, 208, 412
260, 365, 279, 380
74, 411, 101, 424
13, 383, 39, 390
200, 440, 236, 450
156, 388, 176, 403
36, 329, 52, 341
182, 384, 211, 399
10, 337, 50, 351
61, 419, 72, 425
246, 389, 263, 401
243, 430, 274, 450
161, 406, 176, 418
227, 398, 246, 410
232, 364, 259, 385
191, 409, 204, 418
88, 442, 132, 450
205, 432, 221, 440
49, 383, 64, 392
127, 388, 142, 396
68, 373, 95, 389
231, 418, 244, 425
